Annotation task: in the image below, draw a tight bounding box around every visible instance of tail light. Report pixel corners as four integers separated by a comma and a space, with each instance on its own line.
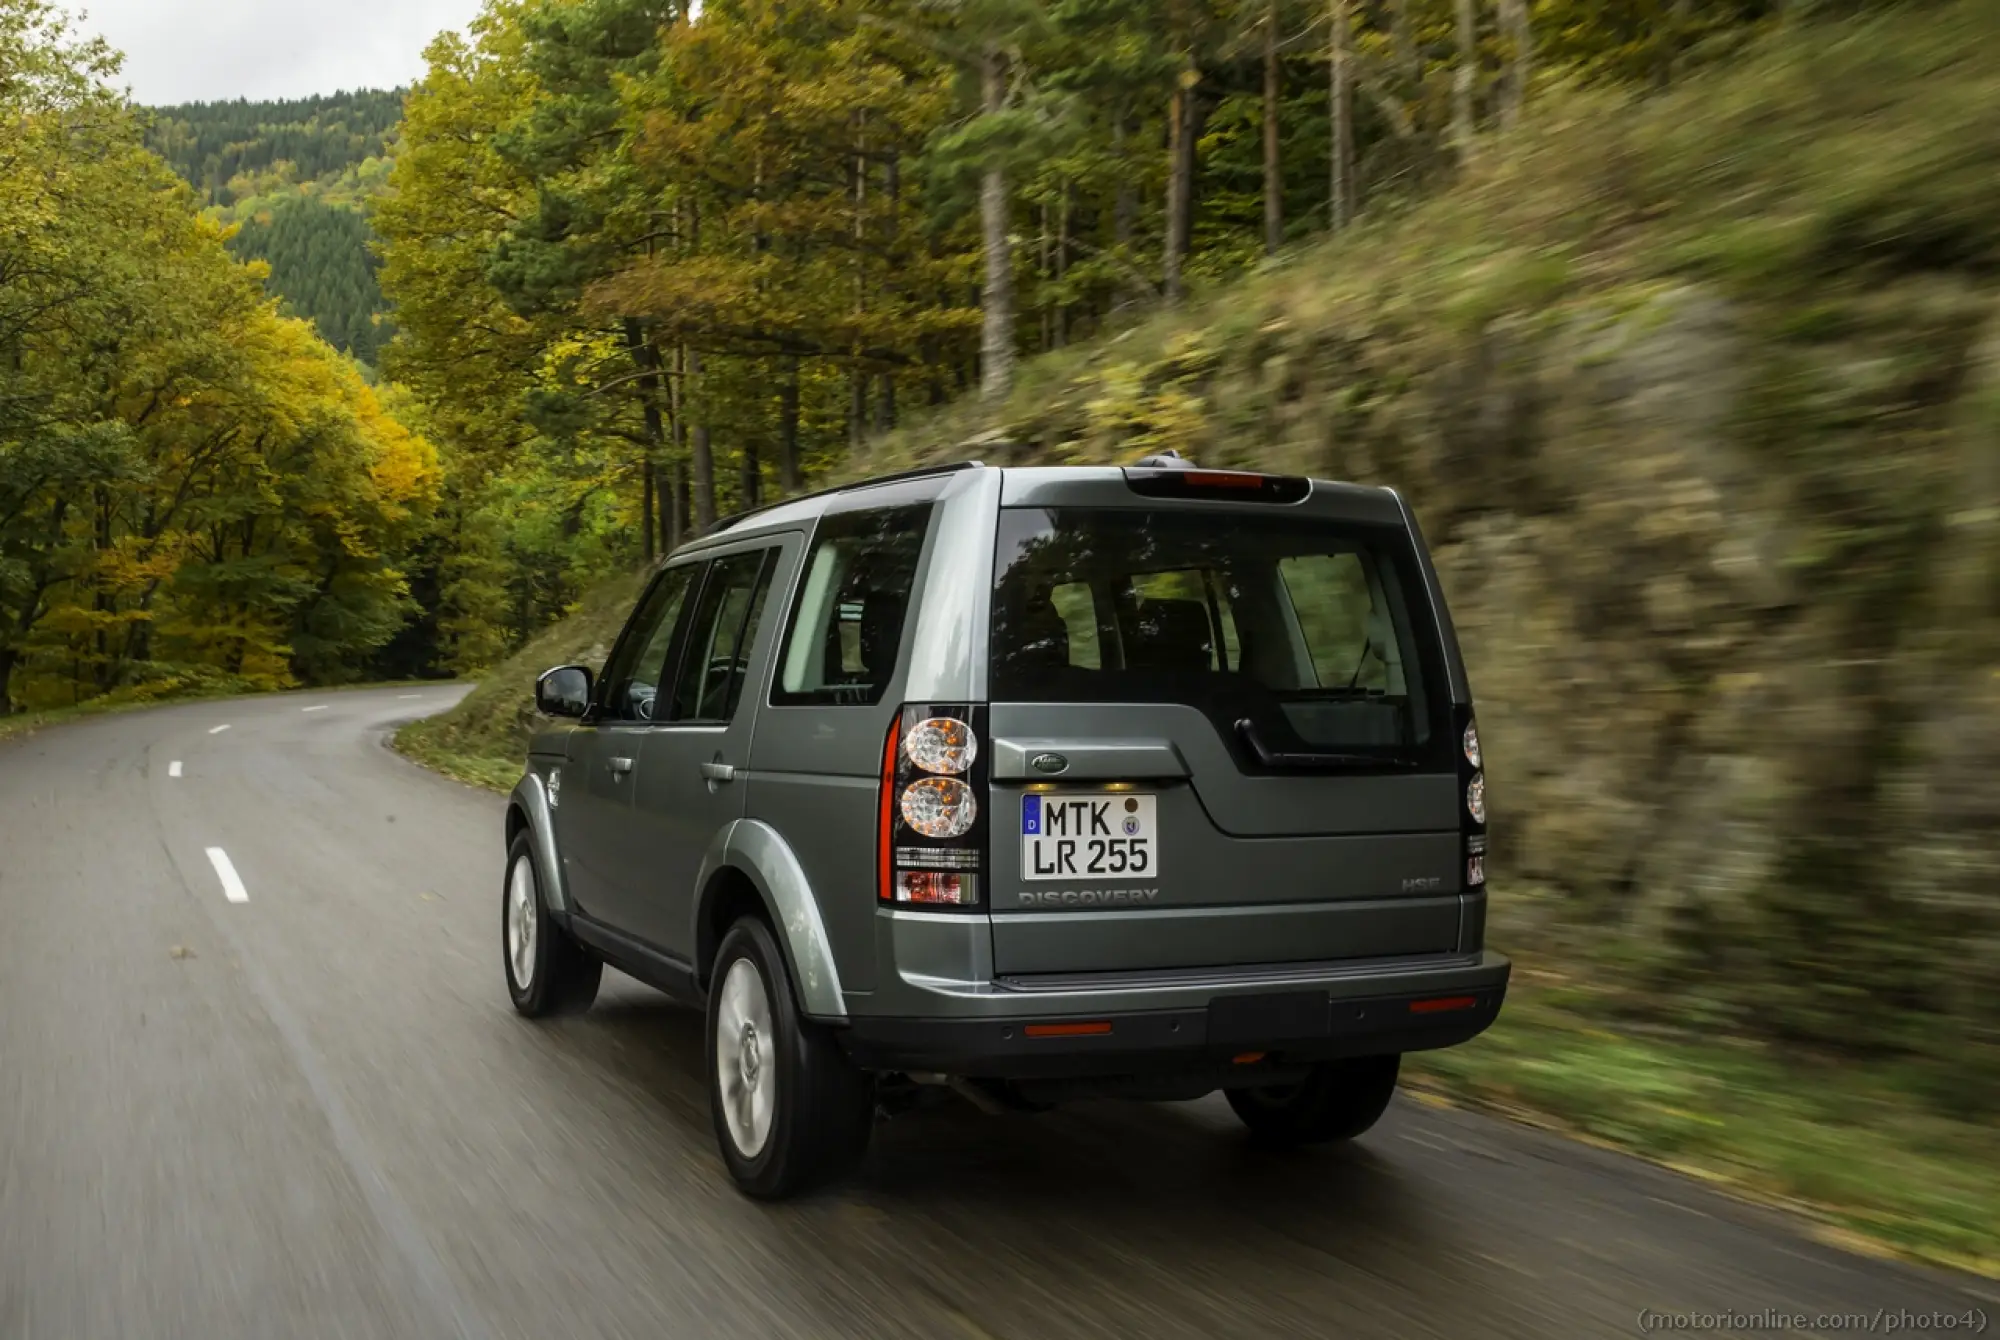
879, 703, 989, 907
1456, 704, 1487, 889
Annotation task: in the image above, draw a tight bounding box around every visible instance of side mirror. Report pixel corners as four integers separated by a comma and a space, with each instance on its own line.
535, 665, 594, 719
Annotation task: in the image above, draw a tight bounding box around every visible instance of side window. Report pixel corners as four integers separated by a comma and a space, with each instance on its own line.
1048, 582, 1102, 670
599, 564, 699, 723
667, 550, 777, 725
1278, 552, 1397, 692
772, 504, 931, 706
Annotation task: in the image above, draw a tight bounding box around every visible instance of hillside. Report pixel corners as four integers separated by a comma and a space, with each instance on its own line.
396, 3, 2000, 1270
145, 92, 402, 366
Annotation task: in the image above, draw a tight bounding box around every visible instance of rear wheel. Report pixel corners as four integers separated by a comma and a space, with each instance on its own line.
503, 832, 602, 1017
707, 917, 875, 1199
1226, 1054, 1401, 1146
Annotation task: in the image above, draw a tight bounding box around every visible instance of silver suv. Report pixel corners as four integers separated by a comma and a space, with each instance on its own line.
506, 456, 1508, 1198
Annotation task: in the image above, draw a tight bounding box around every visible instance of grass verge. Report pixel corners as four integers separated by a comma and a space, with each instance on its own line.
1408, 971, 1999, 1277
391, 721, 523, 793
386, 726, 2000, 1278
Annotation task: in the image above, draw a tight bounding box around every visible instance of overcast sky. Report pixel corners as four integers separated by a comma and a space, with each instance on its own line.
70, 0, 488, 105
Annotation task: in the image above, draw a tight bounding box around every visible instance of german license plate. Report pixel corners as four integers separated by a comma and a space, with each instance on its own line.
1020, 793, 1158, 882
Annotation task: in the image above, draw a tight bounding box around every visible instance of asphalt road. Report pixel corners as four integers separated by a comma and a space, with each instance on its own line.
1, 687, 1990, 1340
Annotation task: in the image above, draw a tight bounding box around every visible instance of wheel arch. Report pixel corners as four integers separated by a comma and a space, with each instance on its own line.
507, 771, 573, 920
692, 820, 847, 1020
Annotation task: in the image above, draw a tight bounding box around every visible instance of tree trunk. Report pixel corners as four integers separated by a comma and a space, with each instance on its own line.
1056, 183, 1071, 347
1329, 0, 1355, 230
1038, 199, 1051, 351
640, 458, 656, 561
1499, 0, 1531, 130
1263, 0, 1283, 257
689, 347, 715, 531
876, 372, 896, 433
852, 108, 870, 439
739, 438, 761, 509
1163, 80, 1188, 303
675, 462, 691, 546
685, 200, 715, 530
668, 464, 684, 552
849, 369, 867, 449
1453, 0, 1478, 164
620, 317, 669, 561
1112, 110, 1137, 315
979, 43, 1015, 401
778, 355, 802, 493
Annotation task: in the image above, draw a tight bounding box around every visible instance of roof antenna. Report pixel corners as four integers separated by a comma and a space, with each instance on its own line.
1132, 447, 1196, 470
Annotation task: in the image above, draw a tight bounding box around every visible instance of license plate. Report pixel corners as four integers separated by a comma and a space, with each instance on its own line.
1020, 793, 1158, 882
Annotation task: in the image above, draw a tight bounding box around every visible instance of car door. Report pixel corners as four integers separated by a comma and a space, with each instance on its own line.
556, 561, 701, 930
624, 538, 792, 960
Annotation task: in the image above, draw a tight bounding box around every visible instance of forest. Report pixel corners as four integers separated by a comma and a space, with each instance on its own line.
1, 5, 435, 711
378, 0, 1806, 674
146, 90, 402, 367
0, 0, 1914, 701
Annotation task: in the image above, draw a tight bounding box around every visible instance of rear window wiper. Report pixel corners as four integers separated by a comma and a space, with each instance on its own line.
1235, 718, 1418, 771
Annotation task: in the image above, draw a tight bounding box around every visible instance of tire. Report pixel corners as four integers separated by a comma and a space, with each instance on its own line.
707, 916, 875, 1199
503, 831, 602, 1018
1225, 1054, 1401, 1147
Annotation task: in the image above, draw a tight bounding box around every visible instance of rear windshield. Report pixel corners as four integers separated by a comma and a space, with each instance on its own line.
989, 506, 1451, 768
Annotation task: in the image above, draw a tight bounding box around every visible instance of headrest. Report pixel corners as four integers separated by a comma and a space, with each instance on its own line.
1128, 599, 1214, 672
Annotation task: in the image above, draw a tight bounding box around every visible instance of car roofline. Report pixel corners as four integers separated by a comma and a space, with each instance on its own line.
670, 456, 1403, 559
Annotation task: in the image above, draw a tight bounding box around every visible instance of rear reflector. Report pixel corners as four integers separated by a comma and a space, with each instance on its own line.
1023, 1021, 1113, 1038
1409, 996, 1479, 1015
1232, 1051, 1267, 1065
891, 872, 978, 905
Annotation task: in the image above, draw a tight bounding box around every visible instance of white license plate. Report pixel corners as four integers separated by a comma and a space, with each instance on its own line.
1020, 793, 1159, 882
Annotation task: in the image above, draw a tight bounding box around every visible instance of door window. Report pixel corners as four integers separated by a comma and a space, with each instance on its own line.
600, 564, 698, 722
667, 550, 778, 725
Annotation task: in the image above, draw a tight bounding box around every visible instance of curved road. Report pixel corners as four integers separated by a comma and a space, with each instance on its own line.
1, 687, 1988, 1339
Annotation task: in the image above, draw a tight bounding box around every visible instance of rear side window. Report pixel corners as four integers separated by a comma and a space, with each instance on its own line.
771, 505, 932, 706
989, 507, 1449, 765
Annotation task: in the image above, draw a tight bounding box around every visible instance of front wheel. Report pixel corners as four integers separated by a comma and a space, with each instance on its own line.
707, 917, 874, 1199
503, 832, 602, 1017
1226, 1054, 1401, 1146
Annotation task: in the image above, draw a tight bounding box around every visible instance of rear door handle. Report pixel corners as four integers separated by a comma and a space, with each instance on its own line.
608, 756, 635, 777
699, 761, 736, 784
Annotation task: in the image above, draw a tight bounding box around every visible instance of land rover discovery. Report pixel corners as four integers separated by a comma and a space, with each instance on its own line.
504, 456, 1508, 1198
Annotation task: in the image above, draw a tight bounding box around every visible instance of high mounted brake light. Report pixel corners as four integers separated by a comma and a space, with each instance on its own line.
1122, 467, 1311, 504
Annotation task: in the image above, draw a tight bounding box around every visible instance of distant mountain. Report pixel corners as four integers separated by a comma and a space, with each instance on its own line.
145, 92, 404, 369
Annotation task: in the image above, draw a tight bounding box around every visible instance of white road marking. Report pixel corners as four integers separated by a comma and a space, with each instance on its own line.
168, 761, 183, 778
208, 724, 230, 735
398, 694, 423, 700
302, 705, 328, 713
205, 847, 249, 904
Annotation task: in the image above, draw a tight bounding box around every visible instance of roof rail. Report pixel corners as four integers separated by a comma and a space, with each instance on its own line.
696, 460, 986, 540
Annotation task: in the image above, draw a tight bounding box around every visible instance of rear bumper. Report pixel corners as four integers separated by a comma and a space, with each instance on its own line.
837, 950, 1509, 1079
